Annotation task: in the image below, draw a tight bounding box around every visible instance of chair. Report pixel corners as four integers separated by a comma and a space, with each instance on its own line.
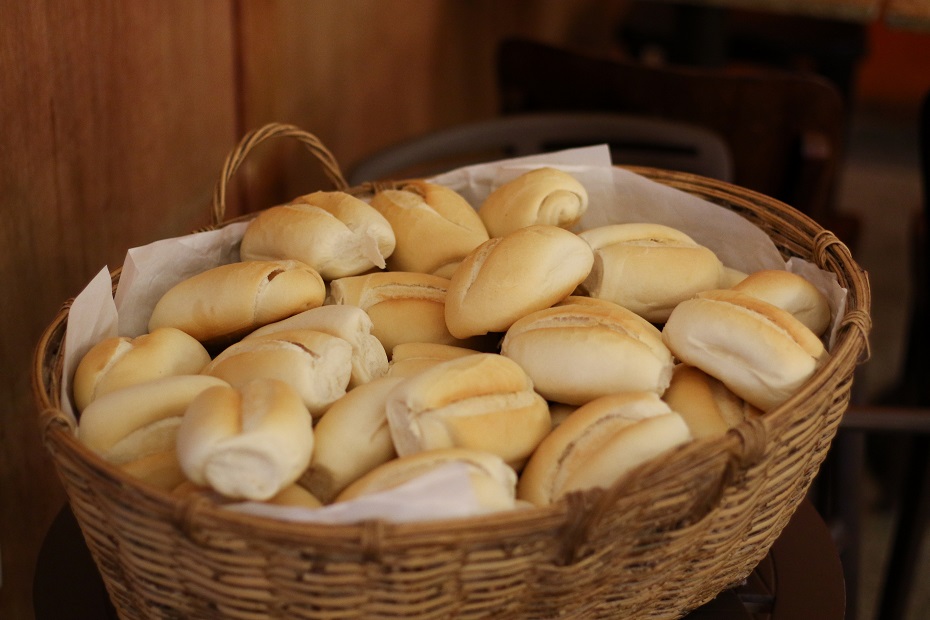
495, 38, 854, 241
346, 112, 733, 185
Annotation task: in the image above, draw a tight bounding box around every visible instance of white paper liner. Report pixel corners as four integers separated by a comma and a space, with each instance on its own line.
58, 144, 849, 524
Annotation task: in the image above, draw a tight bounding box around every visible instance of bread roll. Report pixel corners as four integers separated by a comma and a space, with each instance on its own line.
517, 392, 692, 506
478, 167, 588, 237
445, 225, 594, 339
720, 266, 748, 288
148, 260, 326, 347
385, 353, 550, 469
77, 375, 229, 464
578, 223, 724, 323
246, 304, 388, 387
240, 191, 396, 280
732, 269, 831, 336
72, 327, 211, 412
369, 181, 489, 275
501, 301, 674, 405
662, 289, 829, 411
329, 271, 470, 355
176, 378, 314, 501
385, 342, 478, 378
118, 449, 187, 491
662, 365, 759, 439
203, 329, 353, 418
301, 376, 404, 503
335, 448, 518, 514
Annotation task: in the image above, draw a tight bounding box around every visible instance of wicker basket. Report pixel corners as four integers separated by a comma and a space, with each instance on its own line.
33, 123, 871, 620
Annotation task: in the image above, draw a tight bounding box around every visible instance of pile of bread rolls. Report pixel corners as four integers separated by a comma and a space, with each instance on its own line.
73, 166, 832, 516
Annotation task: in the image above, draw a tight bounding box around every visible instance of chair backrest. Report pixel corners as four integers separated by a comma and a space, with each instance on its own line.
346, 112, 733, 186
496, 38, 846, 224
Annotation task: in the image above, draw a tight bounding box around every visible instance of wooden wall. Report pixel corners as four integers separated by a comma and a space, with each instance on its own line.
0, 1, 623, 617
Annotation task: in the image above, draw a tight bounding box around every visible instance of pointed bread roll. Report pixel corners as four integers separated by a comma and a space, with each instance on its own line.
246, 304, 388, 387
732, 269, 831, 336
518, 392, 692, 505
579, 223, 724, 323
662, 289, 829, 411
77, 375, 229, 464
203, 329, 353, 417
478, 167, 588, 237
148, 259, 326, 347
369, 181, 489, 275
334, 448, 518, 514
501, 301, 674, 405
444, 225, 594, 339
176, 379, 314, 501
662, 365, 759, 439
72, 327, 211, 412
385, 353, 550, 469
301, 376, 404, 503
240, 191, 396, 280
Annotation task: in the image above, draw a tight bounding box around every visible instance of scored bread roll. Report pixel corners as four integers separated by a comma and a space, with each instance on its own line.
203, 329, 353, 418
329, 271, 473, 355
662, 365, 759, 439
72, 327, 211, 412
334, 448, 518, 514
148, 260, 326, 347
732, 269, 831, 336
517, 392, 692, 506
369, 181, 489, 275
77, 375, 229, 464
445, 225, 594, 339
301, 376, 404, 503
240, 191, 396, 280
246, 304, 388, 388
385, 353, 551, 469
477, 167, 588, 238
662, 289, 830, 411
176, 378, 314, 501
386, 342, 478, 378
501, 301, 675, 405
578, 223, 725, 323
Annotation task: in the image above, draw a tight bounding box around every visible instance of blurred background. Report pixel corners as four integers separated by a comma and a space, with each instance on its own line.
2, 1, 929, 619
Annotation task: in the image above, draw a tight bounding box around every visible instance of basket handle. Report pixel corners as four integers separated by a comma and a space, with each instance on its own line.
211, 123, 350, 226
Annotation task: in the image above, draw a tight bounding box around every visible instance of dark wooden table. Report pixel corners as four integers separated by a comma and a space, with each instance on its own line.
33, 499, 844, 619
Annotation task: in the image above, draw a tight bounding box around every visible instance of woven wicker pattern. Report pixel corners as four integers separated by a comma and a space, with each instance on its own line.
32, 125, 870, 620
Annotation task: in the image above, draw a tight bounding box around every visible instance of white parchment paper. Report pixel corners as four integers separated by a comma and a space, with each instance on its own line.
60, 144, 848, 523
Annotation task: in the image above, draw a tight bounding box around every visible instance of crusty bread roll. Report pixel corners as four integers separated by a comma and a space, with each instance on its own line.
369, 181, 489, 275
662, 289, 830, 411
444, 225, 594, 339
578, 223, 725, 323
732, 269, 831, 336
517, 392, 692, 506
334, 448, 518, 513
301, 376, 404, 503
662, 365, 759, 439
78, 375, 229, 464
72, 327, 211, 412
477, 167, 588, 237
118, 449, 188, 491
148, 260, 326, 347
176, 378, 314, 501
329, 271, 472, 355
203, 329, 353, 418
385, 342, 478, 378
501, 301, 675, 405
246, 304, 388, 388
385, 353, 550, 469
240, 191, 396, 280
